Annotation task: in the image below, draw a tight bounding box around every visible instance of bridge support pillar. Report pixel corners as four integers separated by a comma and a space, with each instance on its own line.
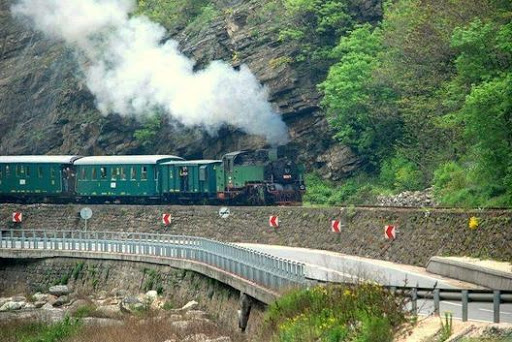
238, 292, 253, 332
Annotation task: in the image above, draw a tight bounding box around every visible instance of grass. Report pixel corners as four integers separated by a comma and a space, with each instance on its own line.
67, 315, 245, 342
0, 314, 246, 342
0, 316, 81, 342
261, 283, 406, 342
71, 304, 97, 318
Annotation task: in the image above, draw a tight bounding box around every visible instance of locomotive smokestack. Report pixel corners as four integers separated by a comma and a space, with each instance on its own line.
12, 0, 289, 145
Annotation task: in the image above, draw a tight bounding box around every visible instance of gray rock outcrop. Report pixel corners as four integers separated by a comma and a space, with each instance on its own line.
49, 285, 71, 296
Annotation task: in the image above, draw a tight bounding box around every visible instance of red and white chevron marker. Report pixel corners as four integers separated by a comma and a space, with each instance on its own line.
269, 215, 279, 228
12, 212, 22, 223
331, 220, 341, 233
162, 214, 171, 226
384, 225, 396, 240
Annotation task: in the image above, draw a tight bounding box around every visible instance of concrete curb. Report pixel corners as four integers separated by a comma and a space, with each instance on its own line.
427, 257, 512, 290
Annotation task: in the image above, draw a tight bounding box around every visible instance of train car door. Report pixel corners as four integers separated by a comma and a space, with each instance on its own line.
61, 165, 75, 194
179, 166, 189, 192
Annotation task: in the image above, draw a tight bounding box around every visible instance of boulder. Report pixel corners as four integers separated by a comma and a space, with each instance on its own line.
0, 297, 11, 307
144, 290, 158, 303
68, 299, 91, 314
180, 301, 198, 311
53, 296, 70, 307
95, 305, 121, 318
24, 303, 36, 310
41, 303, 56, 310
120, 296, 144, 314
33, 292, 50, 302
11, 295, 26, 302
34, 301, 46, 308
49, 285, 70, 296
0, 301, 24, 311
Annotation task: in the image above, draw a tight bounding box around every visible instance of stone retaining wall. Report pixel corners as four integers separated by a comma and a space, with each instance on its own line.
0, 257, 265, 335
0, 204, 511, 265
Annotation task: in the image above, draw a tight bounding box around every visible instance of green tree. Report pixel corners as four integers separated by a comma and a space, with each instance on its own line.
319, 24, 400, 167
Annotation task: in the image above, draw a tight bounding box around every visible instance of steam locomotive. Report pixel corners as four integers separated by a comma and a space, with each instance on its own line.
0, 148, 305, 205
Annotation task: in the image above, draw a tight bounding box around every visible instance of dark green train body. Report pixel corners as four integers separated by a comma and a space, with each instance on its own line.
74, 156, 182, 202
0, 149, 305, 205
160, 160, 221, 202
0, 156, 80, 202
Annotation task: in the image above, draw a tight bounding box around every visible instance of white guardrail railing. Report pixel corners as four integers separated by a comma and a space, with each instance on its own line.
0, 229, 306, 291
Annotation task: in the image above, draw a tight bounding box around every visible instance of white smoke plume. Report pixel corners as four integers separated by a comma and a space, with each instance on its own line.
12, 0, 289, 145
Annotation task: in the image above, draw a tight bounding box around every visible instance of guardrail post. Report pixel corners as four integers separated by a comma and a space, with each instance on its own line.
462, 290, 468, 322
433, 289, 440, 316
411, 287, 418, 315
494, 290, 501, 323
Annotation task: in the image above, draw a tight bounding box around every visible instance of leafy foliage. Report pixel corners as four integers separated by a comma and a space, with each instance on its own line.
133, 113, 163, 151
136, 0, 210, 32
303, 173, 387, 206
319, 0, 512, 207
319, 25, 400, 166
263, 284, 405, 342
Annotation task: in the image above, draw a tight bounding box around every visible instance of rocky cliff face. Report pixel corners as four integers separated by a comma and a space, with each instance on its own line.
0, 0, 379, 178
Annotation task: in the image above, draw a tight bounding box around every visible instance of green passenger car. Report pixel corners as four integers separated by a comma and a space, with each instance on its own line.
160, 160, 221, 202
0, 156, 81, 199
74, 155, 182, 200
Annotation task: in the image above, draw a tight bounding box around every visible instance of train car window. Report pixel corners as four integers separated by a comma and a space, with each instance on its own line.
199, 166, 207, 181
50, 167, 56, 179
111, 167, 118, 180
25, 166, 30, 177
154, 168, 157, 180
92, 168, 97, 180
130, 167, 137, 180
16, 165, 21, 177
80, 168, 86, 180
0, 166, 2, 179
5, 165, 10, 177
120, 167, 126, 180
38, 166, 43, 178
100, 167, 107, 179
141, 166, 147, 180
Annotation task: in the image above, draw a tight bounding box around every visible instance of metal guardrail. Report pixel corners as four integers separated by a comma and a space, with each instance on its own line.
388, 285, 512, 323
0, 229, 306, 292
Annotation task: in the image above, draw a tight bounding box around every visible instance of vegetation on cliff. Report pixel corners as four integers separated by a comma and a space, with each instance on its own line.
135, 0, 511, 207
295, 0, 511, 207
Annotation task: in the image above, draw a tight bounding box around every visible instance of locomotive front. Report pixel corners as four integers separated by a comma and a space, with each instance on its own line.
263, 148, 306, 205
219, 148, 305, 205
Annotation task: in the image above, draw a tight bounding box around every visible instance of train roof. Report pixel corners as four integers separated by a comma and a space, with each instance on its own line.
160, 160, 221, 166
74, 155, 183, 165
222, 151, 247, 158
0, 156, 82, 164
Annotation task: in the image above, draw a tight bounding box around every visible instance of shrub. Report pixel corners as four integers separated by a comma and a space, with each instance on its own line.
263, 284, 405, 342
380, 156, 424, 192
72, 304, 96, 318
